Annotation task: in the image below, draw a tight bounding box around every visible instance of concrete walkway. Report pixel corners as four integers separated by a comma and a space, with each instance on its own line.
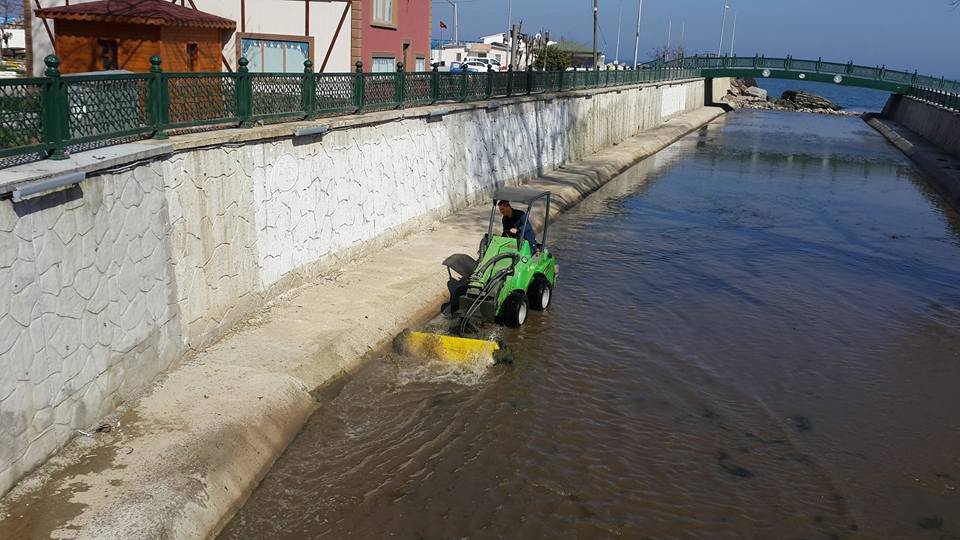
864, 113, 960, 212
0, 106, 725, 540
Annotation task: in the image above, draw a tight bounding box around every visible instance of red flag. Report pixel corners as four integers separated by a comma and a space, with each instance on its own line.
439, 21, 448, 29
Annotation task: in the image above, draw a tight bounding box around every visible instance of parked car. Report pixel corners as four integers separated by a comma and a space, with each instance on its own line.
450, 60, 487, 73
456, 57, 507, 71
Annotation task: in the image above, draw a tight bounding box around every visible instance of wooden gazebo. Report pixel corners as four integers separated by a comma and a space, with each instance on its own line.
36, 0, 236, 73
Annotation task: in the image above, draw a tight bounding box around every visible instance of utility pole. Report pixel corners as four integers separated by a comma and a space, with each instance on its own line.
592, 0, 599, 70
507, 0, 513, 42
615, 1, 622, 65
717, 2, 729, 57
445, 0, 459, 45
632, 0, 643, 69
544, 31, 550, 70
728, 11, 738, 57
510, 24, 517, 67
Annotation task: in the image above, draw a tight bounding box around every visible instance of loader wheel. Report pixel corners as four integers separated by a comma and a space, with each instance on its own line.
528, 276, 552, 311
501, 293, 528, 328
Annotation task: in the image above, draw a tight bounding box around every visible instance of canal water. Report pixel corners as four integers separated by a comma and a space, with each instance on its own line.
221, 111, 960, 539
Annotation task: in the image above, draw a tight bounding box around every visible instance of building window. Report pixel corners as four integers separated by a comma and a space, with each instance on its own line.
372, 0, 394, 25
415, 57, 426, 72
98, 39, 118, 70
371, 56, 396, 73
186, 42, 199, 71
238, 34, 313, 73
455, 52, 462, 61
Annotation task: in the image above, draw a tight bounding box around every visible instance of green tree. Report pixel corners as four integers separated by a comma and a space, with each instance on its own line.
534, 45, 572, 71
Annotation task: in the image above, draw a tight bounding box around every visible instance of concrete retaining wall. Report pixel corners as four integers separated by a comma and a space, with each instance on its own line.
0, 78, 706, 497
882, 94, 960, 158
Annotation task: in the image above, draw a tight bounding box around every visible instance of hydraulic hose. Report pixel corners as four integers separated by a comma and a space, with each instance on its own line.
458, 253, 521, 335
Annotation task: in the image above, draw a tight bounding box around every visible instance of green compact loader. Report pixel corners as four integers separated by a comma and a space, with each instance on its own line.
402, 188, 558, 363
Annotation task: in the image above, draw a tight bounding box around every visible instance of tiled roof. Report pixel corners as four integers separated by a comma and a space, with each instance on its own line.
36, 0, 236, 29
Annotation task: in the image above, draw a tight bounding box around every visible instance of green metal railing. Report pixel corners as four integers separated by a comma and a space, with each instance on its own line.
656, 54, 960, 112
0, 54, 702, 167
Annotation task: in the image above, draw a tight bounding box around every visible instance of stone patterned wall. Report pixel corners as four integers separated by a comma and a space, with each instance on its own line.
0, 79, 706, 497
162, 148, 260, 350
0, 165, 183, 494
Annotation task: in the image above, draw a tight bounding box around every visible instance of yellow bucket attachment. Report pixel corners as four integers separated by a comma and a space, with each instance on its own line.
399, 331, 500, 364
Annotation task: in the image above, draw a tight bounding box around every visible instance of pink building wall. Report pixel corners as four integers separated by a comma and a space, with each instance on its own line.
359, 0, 431, 72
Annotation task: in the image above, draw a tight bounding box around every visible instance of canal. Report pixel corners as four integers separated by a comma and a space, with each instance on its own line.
221, 111, 960, 539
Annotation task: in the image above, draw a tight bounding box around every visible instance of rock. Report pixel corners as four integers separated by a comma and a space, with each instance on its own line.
915, 516, 943, 530
744, 86, 768, 100
728, 77, 752, 96
778, 90, 841, 111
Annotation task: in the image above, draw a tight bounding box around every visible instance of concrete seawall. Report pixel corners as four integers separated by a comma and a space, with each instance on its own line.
0, 78, 713, 502
868, 95, 960, 210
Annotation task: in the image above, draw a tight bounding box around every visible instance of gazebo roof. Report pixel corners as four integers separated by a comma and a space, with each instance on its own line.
36, 0, 236, 29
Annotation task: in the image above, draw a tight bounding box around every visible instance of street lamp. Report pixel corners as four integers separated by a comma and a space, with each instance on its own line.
632, 0, 643, 69
445, 0, 459, 45
717, 2, 729, 57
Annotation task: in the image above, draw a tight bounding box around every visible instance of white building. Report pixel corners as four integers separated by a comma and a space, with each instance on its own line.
2, 28, 26, 52
433, 41, 509, 69
25, 0, 353, 76
432, 31, 555, 70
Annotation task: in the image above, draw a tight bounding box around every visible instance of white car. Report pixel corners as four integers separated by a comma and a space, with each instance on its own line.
458, 60, 487, 73
465, 57, 505, 71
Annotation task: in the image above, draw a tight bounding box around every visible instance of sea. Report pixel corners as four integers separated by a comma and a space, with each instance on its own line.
753, 78, 891, 113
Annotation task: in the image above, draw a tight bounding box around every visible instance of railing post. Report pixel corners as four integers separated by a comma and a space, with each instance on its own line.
41, 55, 68, 160
237, 56, 253, 128
526, 64, 533, 94
430, 62, 439, 103
302, 59, 317, 119
557, 67, 564, 92
460, 64, 468, 102
486, 64, 494, 98
354, 61, 365, 112
506, 65, 514, 96
395, 62, 405, 108
148, 55, 169, 139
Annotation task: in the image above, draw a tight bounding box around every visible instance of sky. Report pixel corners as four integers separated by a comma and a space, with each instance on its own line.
431, 0, 960, 79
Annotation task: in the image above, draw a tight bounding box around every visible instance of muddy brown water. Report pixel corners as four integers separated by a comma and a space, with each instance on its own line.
221, 111, 960, 539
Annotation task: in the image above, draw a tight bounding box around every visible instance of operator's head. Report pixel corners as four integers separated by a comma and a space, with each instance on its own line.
497, 200, 512, 216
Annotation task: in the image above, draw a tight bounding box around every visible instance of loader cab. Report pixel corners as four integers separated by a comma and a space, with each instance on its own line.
481, 187, 552, 260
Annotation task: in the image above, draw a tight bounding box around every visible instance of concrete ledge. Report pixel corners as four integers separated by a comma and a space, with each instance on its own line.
864, 113, 960, 211
0, 105, 724, 539
0, 141, 173, 195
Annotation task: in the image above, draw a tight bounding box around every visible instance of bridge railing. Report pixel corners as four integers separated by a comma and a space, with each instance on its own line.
0, 55, 703, 169
906, 87, 960, 113
658, 54, 960, 113
663, 55, 958, 91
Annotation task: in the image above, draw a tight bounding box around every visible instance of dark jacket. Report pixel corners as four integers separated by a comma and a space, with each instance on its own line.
502, 209, 538, 250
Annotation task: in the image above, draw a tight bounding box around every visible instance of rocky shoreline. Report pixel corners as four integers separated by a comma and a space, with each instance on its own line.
723, 78, 862, 116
